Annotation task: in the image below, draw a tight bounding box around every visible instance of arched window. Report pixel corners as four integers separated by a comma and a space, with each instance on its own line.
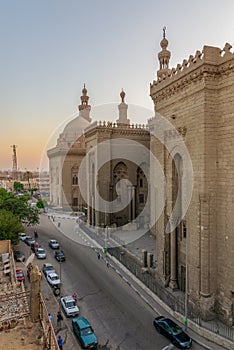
72, 175, 78, 185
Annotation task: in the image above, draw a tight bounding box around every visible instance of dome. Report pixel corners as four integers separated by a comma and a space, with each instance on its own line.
58, 114, 91, 146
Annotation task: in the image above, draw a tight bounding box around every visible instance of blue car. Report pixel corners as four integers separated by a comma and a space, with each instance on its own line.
72, 317, 98, 349
153, 316, 192, 349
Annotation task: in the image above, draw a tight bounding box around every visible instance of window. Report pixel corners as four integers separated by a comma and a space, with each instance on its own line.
72, 175, 78, 185
183, 221, 187, 238
73, 198, 78, 206
139, 193, 144, 204
140, 178, 143, 187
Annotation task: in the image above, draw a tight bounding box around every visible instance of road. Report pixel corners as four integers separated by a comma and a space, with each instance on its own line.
23, 214, 205, 350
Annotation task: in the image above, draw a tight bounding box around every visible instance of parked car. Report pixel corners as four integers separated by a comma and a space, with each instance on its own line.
14, 251, 25, 262
42, 263, 56, 277
18, 233, 27, 241
16, 269, 25, 282
54, 250, 66, 262
153, 316, 192, 349
46, 272, 61, 287
72, 317, 98, 349
31, 241, 40, 252
35, 248, 46, 259
49, 239, 59, 249
60, 296, 79, 317
25, 236, 36, 246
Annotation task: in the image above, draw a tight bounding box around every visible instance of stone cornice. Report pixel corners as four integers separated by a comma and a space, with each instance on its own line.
85, 121, 150, 139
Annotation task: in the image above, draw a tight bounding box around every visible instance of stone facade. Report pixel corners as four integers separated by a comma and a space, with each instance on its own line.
47, 86, 91, 210
149, 33, 234, 324
84, 91, 150, 228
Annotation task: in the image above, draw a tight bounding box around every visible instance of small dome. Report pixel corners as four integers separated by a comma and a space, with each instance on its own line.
82, 84, 87, 95
120, 89, 126, 103
160, 37, 168, 50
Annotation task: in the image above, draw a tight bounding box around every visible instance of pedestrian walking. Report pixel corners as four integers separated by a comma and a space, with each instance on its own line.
72, 292, 77, 303
34, 230, 38, 238
57, 311, 63, 329
105, 258, 110, 267
97, 252, 101, 260
57, 335, 63, 350
48, 313, 53, 322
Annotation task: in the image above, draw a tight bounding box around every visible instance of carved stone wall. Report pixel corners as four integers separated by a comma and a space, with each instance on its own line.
150, 42, 234, 324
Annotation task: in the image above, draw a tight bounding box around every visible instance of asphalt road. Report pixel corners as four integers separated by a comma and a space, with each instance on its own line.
23, 214, 204, 350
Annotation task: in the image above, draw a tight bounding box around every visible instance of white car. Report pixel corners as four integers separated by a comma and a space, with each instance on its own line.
35, 248, 46, 259
18, 233, 27, 241
48, 239, 59, 249
60, 296, 79, 317
46, 272, 61, 287
42, 263, 55, 277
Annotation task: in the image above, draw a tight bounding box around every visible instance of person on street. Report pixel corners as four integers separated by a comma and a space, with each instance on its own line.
48, 313, 53, 323
57, 311, 63, 329
72, 292, 77, 303
57, 335, 63, 350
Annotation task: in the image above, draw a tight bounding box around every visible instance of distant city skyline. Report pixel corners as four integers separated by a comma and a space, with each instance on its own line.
1, 0, 234, 170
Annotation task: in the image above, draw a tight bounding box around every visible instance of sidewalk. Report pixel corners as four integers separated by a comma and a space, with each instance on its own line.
44, 211, 234, 350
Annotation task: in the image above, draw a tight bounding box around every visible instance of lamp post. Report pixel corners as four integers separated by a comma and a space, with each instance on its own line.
104, 204, 107, 255
184, 232, 188, 330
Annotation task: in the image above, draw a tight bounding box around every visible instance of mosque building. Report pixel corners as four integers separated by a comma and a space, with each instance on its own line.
149, 30, 234, 324
48, 31, 234, 325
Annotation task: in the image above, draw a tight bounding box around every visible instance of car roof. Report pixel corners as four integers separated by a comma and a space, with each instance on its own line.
73, 317, 91, 329
48, 272, 58, 277
16, 269, 23, 273
50, 239, 58, 242
62, 295, 75, 302
44, 263, 53, 267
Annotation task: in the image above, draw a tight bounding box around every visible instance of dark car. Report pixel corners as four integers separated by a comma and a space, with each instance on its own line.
14, 251, 25, 262
72, 317, 98, 349
153, 316, 192, 349
54, 250, 66, 262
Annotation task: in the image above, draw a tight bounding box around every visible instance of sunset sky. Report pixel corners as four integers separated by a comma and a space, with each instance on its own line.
1, 0, 234, 171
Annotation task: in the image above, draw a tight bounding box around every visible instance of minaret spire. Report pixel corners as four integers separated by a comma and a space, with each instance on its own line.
157, 27, 171, 79
116, 89, 130, 125
78, 85, 91, 122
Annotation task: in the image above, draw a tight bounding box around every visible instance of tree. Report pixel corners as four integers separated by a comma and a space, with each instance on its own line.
0, 209, 24, 245
13, 181, 24, 192
0, 188, 39, 226
36, 199, 48, 210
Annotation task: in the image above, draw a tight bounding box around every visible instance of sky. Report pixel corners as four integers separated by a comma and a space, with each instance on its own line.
0, 0, 234, 171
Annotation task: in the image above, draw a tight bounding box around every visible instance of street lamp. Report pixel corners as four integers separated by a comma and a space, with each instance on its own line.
184, 231, 188, 331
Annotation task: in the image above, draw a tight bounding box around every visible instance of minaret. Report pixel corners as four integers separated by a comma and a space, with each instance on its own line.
157, 27, 171, 79
116, 89, 130, 125
78, 84, 91, 122
11, 144, 18, 180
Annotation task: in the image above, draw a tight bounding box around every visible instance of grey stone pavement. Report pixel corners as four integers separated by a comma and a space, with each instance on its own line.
39, 211, 233, 350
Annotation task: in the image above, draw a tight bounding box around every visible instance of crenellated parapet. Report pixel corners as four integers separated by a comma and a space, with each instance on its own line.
151, 42, 234, 102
